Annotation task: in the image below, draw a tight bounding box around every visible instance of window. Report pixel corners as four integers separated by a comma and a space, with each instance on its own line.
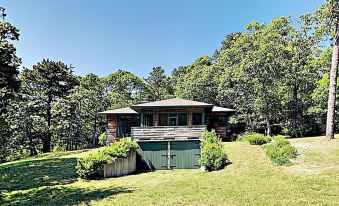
168, 113, 177, 126
178, 113, 188, 126
218, 116, 227, 127
143, 113, 154, 127
157, 113, 188, 126
158, 113, 168, 126
192, 113, 203, 125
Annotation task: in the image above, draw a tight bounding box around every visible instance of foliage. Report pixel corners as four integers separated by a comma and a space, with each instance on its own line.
264, 136, 297, 165
200, 130, 229, 171
76, 138, 138, 179
239, 133, 271, 145
0, 7, 21, 162
0, 7, 21, 115
98, 132, 107, 146
144, 66, 174, 101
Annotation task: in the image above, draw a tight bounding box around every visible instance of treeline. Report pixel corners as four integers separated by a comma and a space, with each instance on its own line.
0, 2, 338, 162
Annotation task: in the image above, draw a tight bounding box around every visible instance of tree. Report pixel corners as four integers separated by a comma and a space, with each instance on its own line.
21, 60, 77, 152
174, 56, 220, 104
0, 7, 21, 162
105, 69, 146, 108
144, 66, 173, 101
313, 0, 339, 139
52, 74, 109, 150
0, 7, 21, 114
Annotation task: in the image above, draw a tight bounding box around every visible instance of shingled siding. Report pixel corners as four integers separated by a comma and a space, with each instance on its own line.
131, 126, 206, 141
107, 114, 117, 142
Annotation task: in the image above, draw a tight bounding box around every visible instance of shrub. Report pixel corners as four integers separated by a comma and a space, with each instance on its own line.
274, 135, 290, 147
240, 133, 271, 145
76, 138, 139, 180
76, 153, 109, 179
98, 132, 107, 146
264, 136, 297, 166
200, 130, 229, 171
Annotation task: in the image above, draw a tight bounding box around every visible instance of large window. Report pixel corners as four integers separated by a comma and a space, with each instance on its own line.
142, 113, 154, 127
192, 113, 203, 125
117, 115, 140, 137
158, 113, 188, 126
178, 113, 188, 126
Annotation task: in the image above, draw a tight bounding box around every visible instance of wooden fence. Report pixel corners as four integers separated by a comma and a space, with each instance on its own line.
131, 126, 207, 141
103, 150, 136, 178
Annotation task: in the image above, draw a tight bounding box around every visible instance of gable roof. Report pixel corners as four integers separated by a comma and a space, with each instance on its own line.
131, 98, 213, 108
97, 107, 138, 115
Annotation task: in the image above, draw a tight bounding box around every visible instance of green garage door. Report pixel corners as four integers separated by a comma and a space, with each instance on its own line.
170, 141, 201, 169
137, 141, 201, 170
137, 142, 168, 170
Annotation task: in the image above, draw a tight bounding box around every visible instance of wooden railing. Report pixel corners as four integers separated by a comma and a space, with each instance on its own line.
131, 126, 207, 141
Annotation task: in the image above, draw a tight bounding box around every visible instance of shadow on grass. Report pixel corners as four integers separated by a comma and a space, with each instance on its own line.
1, 186, 133, 206
0, 157, 77, 192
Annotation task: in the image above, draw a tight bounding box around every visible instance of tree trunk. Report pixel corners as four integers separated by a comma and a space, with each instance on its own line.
92, 117, 97, 147
326, 30, 339, 140
291, 85, 298, 137
43, 95, 52, 152
266, 117, 272, 136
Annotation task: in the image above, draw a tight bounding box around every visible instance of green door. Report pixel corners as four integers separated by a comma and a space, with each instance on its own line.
170, 141, 201, 169
137, 142, 168, 170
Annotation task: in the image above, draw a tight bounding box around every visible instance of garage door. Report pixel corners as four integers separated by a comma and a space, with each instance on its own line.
170, 141, 200, 169
137, 140, 201, 170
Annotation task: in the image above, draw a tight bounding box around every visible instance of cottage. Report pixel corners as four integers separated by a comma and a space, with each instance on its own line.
98, 98, 235, 170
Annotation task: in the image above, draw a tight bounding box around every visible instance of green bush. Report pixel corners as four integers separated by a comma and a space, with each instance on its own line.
76, 153, 109, 180
240, 133, 271, 145
274, 135, 290, 147
98, 132, 107, 146
200, 130, 229, 171
264, 136, 297, 166
76, 138, 139, 180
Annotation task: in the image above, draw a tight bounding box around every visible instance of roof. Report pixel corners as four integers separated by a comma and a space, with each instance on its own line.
212, 106, 236, 112
96, 107, 138, 115
131, 98, 213, 108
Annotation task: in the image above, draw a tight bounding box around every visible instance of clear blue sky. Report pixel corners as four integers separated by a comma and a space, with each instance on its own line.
2, 0, 323, 77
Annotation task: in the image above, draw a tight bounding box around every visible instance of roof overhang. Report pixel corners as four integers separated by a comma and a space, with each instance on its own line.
96, 107, 138, 116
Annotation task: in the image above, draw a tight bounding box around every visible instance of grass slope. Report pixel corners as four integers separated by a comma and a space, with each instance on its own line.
1, 137, 338, 205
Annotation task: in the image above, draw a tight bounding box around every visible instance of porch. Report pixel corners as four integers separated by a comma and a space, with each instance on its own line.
131, 125, 207, 141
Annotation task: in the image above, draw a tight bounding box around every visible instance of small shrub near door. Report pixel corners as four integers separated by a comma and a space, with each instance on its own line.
200, 130, 229, 171
239, 133, 272, 145
264, 136, 297, 166
76, 138, 139, 180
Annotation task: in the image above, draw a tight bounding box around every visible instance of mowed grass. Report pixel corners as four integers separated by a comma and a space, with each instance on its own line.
1, 137, 339, 206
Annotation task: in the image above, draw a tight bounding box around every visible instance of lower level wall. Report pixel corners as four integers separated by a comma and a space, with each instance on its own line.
103, 150, 136, 178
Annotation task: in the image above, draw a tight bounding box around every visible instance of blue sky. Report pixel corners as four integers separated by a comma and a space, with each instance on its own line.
2, 0, 323, 77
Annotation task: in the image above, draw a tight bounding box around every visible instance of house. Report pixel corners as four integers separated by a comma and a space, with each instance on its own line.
97, 98, 235, 170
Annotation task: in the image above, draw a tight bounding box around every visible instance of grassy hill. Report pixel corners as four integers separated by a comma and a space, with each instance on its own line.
1, 136, 338, 205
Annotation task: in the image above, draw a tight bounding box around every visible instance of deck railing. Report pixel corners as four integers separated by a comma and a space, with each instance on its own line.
131, 125, 207, 141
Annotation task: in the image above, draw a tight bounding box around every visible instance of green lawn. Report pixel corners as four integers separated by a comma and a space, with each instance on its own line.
1, 137, 338, 206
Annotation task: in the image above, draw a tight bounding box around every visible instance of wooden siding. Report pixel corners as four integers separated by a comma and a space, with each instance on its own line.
107, 114, 117, 142
103, 150, 136, 177
131, 126, 206, 141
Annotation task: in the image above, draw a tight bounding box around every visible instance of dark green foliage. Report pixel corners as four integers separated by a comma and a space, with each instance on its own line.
76, 138, 139, 179
240, 133, 272, 145
0, 7, 21, 115
200, 130, 229, 171
264, 136, 297, 166
144, 66, 174, 101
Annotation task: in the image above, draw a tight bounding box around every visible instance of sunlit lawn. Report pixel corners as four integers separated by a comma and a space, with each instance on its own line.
1, 136, 338, 205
